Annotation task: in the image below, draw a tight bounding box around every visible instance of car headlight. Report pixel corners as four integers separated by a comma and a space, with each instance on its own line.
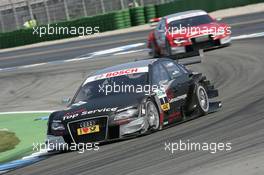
51, 122, 65, 130
114, 109, 139, 121
173, 38, 189, 44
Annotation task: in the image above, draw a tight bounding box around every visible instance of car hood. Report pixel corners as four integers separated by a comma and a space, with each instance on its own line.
49, 93, 147, 123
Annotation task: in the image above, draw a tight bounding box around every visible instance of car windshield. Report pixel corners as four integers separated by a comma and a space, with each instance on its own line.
73, 73, 148, 103
168, 15, 213, 29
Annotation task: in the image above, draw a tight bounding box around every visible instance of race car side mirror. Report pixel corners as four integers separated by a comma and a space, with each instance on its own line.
61, 97, 71, 105
159, 80, 169, 86
171, 71, 180, 79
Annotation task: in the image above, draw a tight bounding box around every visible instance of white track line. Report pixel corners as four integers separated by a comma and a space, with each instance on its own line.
0, 32, 263, 73
231, 32, 264, 40
0, 111, 54, 115
92, 43, 145, 56
113, 49, 148, 55
19, 63, 48, 69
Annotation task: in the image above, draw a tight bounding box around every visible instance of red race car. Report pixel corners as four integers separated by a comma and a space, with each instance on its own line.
147, 10, 231, 59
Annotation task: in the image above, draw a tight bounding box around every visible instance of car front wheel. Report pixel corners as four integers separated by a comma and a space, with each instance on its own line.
145, 100, 160, 131
195, 84, 209, 115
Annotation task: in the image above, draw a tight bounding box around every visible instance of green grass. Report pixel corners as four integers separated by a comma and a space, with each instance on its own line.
0, 131, 20, 153
0, 113, 50, 163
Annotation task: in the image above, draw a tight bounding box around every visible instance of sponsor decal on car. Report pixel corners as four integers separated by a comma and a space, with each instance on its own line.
154, 88, 171, 111
63, 107, 118, 120
161, 103, 170, 111
155, 89, 167, 99
159, 94, 170, 112
80, 107, 118, 115
83, 67, 149, 85
77, 125, 100, 136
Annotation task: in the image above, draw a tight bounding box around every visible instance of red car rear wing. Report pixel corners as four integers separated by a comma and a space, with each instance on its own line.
149, 17, 161, 27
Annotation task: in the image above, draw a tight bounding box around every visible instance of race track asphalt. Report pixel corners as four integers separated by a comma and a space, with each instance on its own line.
1, 12, 264, 175
0, 12, 264, 68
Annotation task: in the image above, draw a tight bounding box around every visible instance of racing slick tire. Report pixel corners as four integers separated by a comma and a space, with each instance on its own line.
195, 84, 209, 116
150, 42, 160, 58
145, 100, 160, 131
165, 39, 173, 58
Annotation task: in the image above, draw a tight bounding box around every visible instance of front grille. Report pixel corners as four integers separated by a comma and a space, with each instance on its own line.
68, 116, 108, 143
189, 35, 218, 51
191, 35, 210, 43
192, 41, 215, 50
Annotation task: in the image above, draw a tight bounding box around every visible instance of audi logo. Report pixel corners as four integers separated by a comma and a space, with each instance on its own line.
79, 120, 96, 128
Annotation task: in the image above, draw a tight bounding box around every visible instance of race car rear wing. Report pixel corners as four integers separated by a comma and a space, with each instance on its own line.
178, 50, 204, 65
149, 17, 161, 27
180, 59, 201, 66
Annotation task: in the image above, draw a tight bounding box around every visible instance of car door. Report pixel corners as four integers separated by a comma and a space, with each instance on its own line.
151, 61, 183, 124
161, 60, 191, 111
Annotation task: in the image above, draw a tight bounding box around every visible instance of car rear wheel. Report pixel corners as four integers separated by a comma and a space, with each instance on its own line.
195, 84, 209, 115
145, 100, 160, 130
150, 42, 159, 58
165, 40, 172, 57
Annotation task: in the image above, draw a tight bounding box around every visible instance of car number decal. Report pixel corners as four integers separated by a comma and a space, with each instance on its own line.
154, 88, 171, 112
161, 103, 170, 111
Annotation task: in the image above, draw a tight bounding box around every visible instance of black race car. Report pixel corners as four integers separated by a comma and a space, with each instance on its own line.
46, 58, 221, 149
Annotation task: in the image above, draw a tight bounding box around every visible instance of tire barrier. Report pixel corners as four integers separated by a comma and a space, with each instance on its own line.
144, 5, 156, 23
129, 7, 146, 26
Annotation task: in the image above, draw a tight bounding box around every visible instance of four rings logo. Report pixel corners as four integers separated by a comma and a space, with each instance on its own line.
79, 120, 96, 128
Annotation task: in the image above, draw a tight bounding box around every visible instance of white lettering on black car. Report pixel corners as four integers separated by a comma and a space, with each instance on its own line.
63, 107, 118, 120
81, 107, 118, 116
